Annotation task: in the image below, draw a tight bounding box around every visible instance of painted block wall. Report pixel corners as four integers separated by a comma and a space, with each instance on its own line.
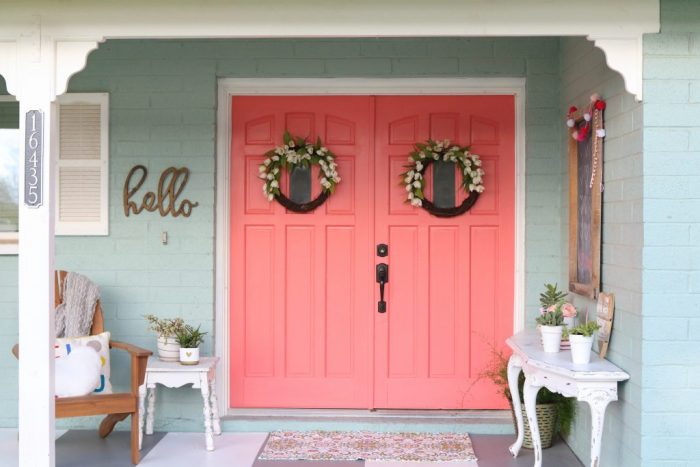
0, 38, 563, 431
641, 0, 700, 465
558, 37, 643, 467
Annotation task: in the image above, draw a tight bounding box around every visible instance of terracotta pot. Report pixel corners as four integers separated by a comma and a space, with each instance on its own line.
569, 334, 594, 365
157, 336, 180, 362
540, 325, 563, 353
179, 347, 200, 365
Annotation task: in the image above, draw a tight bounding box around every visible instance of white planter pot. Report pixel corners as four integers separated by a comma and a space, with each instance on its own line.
540, 325, 563, 353
157, 336, 181, 362
569, 334, 594, 365
179, 347, 200, 365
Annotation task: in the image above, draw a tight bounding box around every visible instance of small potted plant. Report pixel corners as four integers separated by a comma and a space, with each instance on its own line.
145, 314, 186, 362
536, 303, 565, 353
568, 320, 601, 365
175, 324, 207, 365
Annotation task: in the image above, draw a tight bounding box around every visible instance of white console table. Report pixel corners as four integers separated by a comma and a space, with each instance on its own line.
506, 331, 629, 467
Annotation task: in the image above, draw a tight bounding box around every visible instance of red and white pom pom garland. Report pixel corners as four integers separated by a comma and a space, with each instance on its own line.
566, 94, 607, 189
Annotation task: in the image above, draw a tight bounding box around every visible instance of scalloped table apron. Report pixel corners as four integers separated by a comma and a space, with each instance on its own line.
230, 95, 515, 409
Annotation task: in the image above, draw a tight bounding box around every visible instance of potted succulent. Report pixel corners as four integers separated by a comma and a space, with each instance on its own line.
536, 303, 565, 353
479, 348, 576, 449
145, 314, 186, 362
175, 324, 207, 365
568, 320, 601, 365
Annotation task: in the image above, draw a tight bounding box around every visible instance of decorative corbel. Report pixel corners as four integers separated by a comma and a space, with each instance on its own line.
588, 35, 644, 101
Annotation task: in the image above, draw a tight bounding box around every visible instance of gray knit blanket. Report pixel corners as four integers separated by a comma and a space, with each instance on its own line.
55, 272, 101, 338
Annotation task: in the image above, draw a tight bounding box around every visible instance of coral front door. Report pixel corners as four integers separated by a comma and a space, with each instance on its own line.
230, 95, 514, 409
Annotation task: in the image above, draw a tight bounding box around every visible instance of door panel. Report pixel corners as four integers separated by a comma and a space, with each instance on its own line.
230, 96, 373, 408
373, 96, 514, 409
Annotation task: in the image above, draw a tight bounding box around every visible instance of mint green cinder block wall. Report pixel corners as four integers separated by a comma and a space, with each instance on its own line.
558, 37, 644, 467
0, 38, 564, 431
641, 0, 700, 465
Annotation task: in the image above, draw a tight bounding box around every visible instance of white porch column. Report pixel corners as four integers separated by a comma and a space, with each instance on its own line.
15, 32, 58, 467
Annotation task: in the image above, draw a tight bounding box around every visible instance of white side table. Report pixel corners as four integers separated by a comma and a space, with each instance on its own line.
138, 356, 222, 451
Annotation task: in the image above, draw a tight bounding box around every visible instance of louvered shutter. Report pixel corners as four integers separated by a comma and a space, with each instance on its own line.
55, 93, 109, 235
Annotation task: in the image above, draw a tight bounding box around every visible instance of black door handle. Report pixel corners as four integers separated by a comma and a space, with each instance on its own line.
376, 263, 389, 313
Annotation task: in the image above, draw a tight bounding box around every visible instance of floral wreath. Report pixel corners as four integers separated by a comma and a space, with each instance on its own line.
566, 93, 607, 189
401, 139, 484, 218
259, 131, 340, 213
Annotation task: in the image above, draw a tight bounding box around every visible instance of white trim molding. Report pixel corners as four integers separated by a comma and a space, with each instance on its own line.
588, 36, 644, 101
215, 77, 527, 417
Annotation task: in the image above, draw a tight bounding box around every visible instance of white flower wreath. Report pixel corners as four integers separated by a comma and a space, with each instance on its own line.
401, 139, 484, 207
259, 131, 341, 202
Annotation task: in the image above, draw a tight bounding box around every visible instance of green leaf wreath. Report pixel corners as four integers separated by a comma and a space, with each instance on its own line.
401, 139, 484, 207
259, 131, 340, 201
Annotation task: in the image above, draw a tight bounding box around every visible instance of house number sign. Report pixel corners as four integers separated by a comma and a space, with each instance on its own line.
24, 110, 44, 208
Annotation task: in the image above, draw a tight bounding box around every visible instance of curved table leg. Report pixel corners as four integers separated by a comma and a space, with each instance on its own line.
524, 376, 544, 467
579, 388, 615, 467
507, 354, 524, 457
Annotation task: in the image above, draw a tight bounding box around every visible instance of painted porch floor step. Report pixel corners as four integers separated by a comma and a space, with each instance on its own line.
222, 409, 515, 435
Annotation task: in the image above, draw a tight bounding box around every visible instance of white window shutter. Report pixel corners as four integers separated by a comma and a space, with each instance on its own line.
55, 93, 109, 236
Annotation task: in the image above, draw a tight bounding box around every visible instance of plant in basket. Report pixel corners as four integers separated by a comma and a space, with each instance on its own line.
479, 347, 576, 449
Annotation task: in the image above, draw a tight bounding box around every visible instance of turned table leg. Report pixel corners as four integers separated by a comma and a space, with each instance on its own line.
146, 386, 156, 435
138, 384, 146, 450
200, 374, 215, 451
209, 380, 222, 435
524, 376, 544, 467
579, 389, 615, 467
507, 354, 524, 457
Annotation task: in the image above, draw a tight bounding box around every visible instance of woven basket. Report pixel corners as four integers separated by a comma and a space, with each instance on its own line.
510, 403, 557, 449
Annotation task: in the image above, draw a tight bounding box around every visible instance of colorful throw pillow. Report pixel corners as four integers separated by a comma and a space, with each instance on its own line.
55, 331, 112, 394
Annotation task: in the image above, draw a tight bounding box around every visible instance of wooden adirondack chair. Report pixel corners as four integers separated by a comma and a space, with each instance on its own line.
12, 271, 152, 465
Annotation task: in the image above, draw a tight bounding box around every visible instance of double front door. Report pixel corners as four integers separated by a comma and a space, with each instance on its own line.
230, 95, 514, 409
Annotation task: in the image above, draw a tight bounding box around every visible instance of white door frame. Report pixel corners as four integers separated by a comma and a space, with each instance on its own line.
215, 77, 527, 417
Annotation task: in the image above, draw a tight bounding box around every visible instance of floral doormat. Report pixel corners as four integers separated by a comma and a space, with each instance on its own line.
257, 430, 478, 462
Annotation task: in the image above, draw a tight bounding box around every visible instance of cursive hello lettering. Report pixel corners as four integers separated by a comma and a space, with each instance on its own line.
123, 165, 199, 218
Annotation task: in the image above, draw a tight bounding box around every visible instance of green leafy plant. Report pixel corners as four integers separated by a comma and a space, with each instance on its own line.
479, 347, 576, 436
568, 320, 601, 337
539, 283, 567, 309
144, 314, 186, 338
175, 324, 207, 349
536, 304, 564, 326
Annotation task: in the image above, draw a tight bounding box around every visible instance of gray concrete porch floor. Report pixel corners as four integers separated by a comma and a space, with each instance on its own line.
0, 429, 583, 467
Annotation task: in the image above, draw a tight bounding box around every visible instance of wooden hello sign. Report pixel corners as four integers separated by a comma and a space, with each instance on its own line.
123, 165, 199, 218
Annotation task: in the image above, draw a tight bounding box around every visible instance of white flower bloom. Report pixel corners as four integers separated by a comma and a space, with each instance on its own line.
433, 153, 439, 160
306, 146, 313, 154
406, 184, 412, 192
273, 167, 280, 174
404, 176, 412, 184
414, 172, 422, 180
473, 176, 482, 184
271, 155, 279, 161
476, 185, 485, 193
259, 173, 267, 179
411, 198, 422, 207
419, 152, 426, 159
270, 180, 279, 188
412, 180, 421, 188
320, 177, 328, 185
288, 140, 295, 148
469, 184, 475, 191
267, 193, 274, 201
266, 173, 274, 180
259, 165, 266, 172
474, 159, 482, 167
416, 162, 423, 171
321, 147, 327, 153
263, 159, 271, 166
